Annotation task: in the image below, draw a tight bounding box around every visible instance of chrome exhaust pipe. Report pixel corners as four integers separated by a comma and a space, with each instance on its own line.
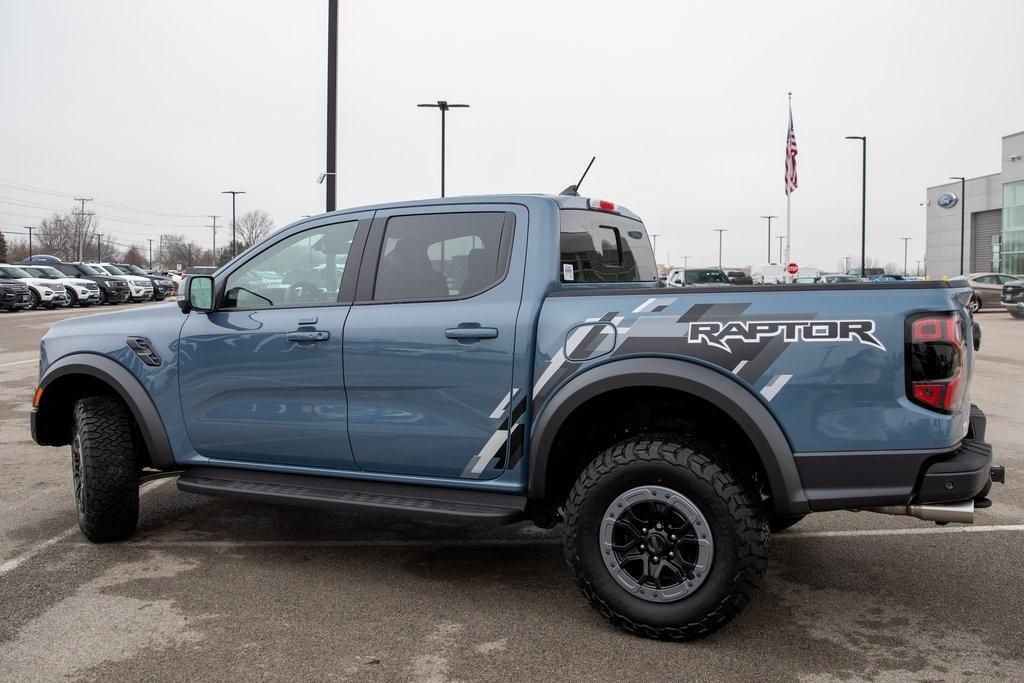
865, 500, 974, 524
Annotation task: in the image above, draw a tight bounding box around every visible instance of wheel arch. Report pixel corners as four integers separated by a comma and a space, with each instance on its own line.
33, 353, 175, 468
527, 357, 809, 515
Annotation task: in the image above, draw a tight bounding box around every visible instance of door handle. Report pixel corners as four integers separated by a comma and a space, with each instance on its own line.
445, 326, 498, 340
287, 330, 330, 342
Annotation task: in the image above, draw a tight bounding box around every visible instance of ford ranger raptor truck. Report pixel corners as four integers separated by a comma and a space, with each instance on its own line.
31, 194, 1003, 640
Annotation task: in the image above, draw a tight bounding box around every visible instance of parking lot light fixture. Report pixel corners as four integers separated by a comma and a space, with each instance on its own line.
760, 216, 778, 263
221, 190, 246, 258
417, 101, 469, 197
713, 228, 728, 269
845, 136, 867, 278
901, 237, 912, 277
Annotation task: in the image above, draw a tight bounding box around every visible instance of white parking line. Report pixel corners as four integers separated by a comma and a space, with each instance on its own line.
0, 358, 38, 368
0, 479, 172, 579
82, 522, 1024, 550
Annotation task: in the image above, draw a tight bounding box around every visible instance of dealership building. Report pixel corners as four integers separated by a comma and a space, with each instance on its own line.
925, 130, 1024, 277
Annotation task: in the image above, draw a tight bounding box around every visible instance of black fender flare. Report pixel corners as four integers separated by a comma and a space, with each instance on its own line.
527, 357, 809, 515
35, 353, 175, 468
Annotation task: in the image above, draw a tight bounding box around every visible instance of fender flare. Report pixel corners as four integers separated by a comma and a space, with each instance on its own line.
527, 357, 810, 515
35, 353, 175, 468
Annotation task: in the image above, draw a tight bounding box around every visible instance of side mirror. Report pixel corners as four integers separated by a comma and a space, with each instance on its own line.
178, 275, 215, 314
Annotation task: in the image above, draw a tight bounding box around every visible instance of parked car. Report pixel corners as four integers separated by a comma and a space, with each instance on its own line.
51, 262, 131, 304
850, 267, 885, 279
0, 264, 67, 308
820, 273, 863, 284
30, 194, 1001, 641
114, 263, 176, 300
750, 263, 786, 284
0, 277, 33, 311
18, 264, 100, 307
792, 275, 821, 284
870, 274, 915, 284
726, 270, 753, 285
666, 267, 732, 287
1001, 278, 1024, 318
964, 273, 1020, 313
86, 263, 154, 302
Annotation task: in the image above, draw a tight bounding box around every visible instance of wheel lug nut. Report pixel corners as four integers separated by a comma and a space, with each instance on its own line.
670, 534, 676, 540
640, 544, 645, 550
656, 523, 663, 530
669, 551, 674, 557
642, 528, 647, 533
652, 556, 659, 562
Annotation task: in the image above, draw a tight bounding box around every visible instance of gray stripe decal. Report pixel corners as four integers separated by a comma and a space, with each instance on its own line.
760, 374, 793, 401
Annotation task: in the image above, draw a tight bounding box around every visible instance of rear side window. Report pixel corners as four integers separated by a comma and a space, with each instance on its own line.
373, 212, 511, 301
559, 210, 656, 283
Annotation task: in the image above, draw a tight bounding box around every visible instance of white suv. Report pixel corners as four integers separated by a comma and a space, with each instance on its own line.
87, 263, 154, 302
0, 264, 67, 308
20, 264, 99, 307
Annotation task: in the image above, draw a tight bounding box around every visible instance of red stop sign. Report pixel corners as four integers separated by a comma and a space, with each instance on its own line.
786, 262, 799, 275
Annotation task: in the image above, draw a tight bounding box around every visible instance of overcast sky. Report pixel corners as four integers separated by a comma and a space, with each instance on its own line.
2, 0, 1023, 271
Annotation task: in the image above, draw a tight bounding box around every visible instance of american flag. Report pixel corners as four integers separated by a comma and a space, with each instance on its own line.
785, 102, 798, 196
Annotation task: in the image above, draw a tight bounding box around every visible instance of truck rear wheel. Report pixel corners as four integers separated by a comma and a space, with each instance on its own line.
563, 435, 768, 640
72, 396, 139, 542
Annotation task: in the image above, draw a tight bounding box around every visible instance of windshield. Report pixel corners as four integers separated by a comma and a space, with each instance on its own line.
99, 264, 126, 275
684, 269, 730, 284
0, 266, 32, 279
74, 264, 102, 275
122, 265, 148, 276
23, 267, 58, 279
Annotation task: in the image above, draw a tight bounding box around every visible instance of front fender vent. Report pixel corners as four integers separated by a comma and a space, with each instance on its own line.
126, 337, 161, 367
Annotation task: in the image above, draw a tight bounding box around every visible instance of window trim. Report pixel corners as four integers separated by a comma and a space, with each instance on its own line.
211, 214, 372, 313
354, 210, 516, 305
557, 208, 656, 285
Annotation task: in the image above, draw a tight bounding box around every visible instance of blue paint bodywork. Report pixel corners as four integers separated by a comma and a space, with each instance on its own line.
37, 194, 974, 501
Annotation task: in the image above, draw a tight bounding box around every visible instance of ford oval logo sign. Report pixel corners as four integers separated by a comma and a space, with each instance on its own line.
937, 192, 958, 209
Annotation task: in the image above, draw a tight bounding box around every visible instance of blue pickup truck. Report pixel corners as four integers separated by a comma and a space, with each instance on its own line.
30, 194, 1002, 639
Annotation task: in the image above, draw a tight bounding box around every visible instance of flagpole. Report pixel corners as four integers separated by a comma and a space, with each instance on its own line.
785, 92, 793, 281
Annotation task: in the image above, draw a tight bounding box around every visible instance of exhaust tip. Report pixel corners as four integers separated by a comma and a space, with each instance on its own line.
865, 500, 974, 525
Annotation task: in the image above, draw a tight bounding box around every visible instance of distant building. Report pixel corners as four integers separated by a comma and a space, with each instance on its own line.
925, 130, 1024, 276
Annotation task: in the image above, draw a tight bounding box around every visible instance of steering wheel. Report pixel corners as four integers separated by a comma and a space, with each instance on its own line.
285, 281, 325, 304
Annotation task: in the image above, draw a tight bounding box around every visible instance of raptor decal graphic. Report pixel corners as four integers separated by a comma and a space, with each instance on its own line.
686, 319, 885, 353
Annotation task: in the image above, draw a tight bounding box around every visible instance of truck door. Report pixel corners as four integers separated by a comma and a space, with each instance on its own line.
343, 205, 526, 480
177, 213, 370, 469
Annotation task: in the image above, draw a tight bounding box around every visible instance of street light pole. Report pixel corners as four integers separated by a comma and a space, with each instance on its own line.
760, 215, 778, 263
221, 191, 246, 258
901, 237, 911, 277
650, 234, 660, 263
24, 226, 33, 258
417, 100, 469, 197
776, 236, 784, 264
950, 176, 966, 275
95, 234, 102, 262
845, 136, 867, 278
326, 0, 339, 213
208, 215, 220, 265
148, 239, 154, 269
713, 228, 728, 269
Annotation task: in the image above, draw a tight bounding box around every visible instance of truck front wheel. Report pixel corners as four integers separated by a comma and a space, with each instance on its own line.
72, 396, 140, 542
563, 435, 768, 640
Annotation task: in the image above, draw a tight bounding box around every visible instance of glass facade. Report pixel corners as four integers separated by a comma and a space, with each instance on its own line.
1002, 181, 1024, 275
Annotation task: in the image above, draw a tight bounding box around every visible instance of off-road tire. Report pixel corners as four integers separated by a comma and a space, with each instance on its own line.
563, 435, 768, 640
1011, 311, 1024, 320
29, 290, 41, 309
72, 396, 139, 542
768, 513, 805, 532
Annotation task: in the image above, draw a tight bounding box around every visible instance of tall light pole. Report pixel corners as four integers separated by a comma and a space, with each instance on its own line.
24, 226, 33, 258
761, 215, 778, 263
95, 233, 102, 262
845, 136, 867, 278
950, 176, 966, 275
416, 100, 469, 197
208, 215, 220, 265
776, 235, 784, 264
713, 228, 728, 269
148, 239, 154, 269
900, 237, 912, 277
326, 0, 339, 212
221, 190, 246, 258
650, 234, 661, 263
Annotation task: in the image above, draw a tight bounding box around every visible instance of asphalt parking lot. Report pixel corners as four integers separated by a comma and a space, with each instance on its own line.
0, 303, 1021, 681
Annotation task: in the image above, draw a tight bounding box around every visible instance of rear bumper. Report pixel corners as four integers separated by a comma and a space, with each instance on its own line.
1002, 301, 1024, 312
795, 405, 1000, 511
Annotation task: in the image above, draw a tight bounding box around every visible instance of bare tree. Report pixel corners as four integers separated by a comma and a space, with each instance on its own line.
234, 210, 274, 250
122, 244, 145, 266
0, 232, 7, 262
158, 233, 205, 269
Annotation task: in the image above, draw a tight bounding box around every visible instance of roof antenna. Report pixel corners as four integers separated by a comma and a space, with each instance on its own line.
560, 156, 596, 196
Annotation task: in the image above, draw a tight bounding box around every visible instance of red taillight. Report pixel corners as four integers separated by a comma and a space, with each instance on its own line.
907, 313, 966, 413
588, 198, 616, 212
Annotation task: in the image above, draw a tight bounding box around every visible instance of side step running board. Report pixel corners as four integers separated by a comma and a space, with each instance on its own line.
177, 467, 526, 524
